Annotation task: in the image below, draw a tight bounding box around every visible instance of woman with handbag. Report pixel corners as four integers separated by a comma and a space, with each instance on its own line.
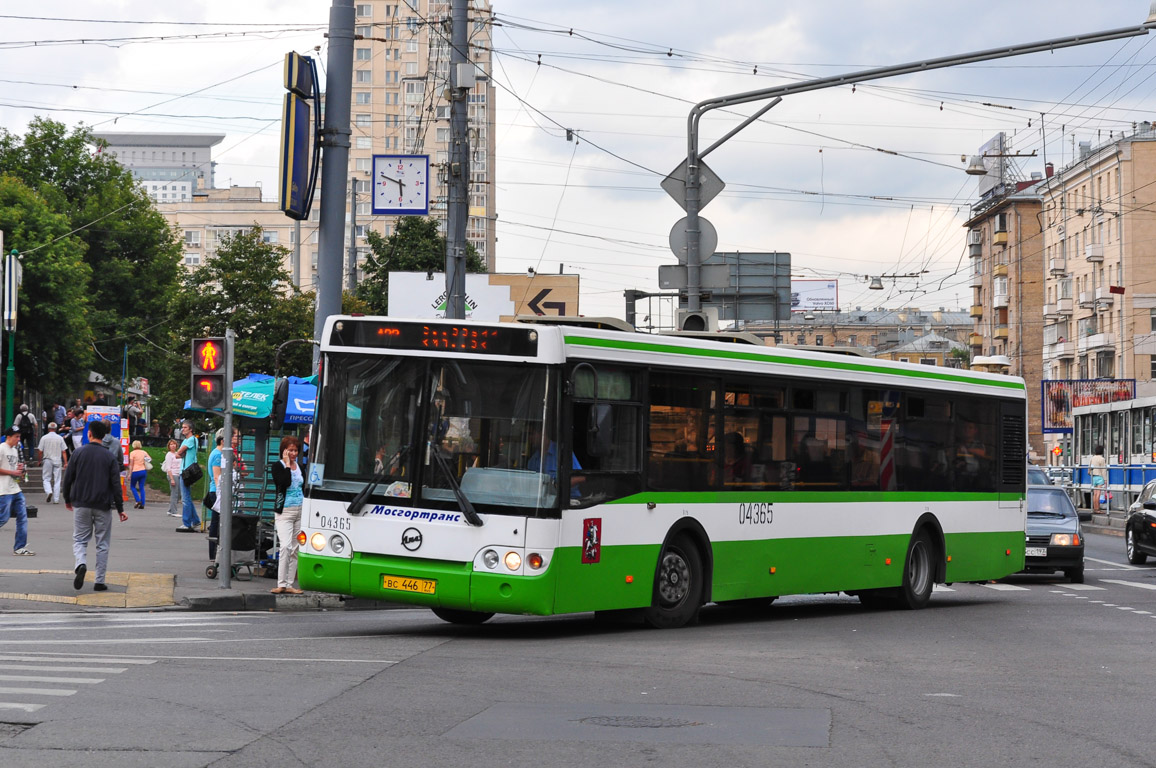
127, 441, 151, 509
161, 439, 181, 517
269, 436, 304, 595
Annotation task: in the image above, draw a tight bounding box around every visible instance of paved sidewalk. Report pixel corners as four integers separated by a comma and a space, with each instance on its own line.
0, 481, 343, 613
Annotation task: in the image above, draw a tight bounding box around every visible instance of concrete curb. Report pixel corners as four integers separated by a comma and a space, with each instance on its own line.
180, 589, 347, 612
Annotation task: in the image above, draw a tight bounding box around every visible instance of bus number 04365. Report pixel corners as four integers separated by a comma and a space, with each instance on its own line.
738, 503, 773, 525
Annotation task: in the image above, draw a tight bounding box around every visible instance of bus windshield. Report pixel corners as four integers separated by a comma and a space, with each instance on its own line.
312, 353, 563, 515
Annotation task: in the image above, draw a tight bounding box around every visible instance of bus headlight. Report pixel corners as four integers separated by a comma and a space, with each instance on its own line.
329, 534, 346, 554
483, 549, 499, 569
310, 532, 327, 551
504, 551, 522, 571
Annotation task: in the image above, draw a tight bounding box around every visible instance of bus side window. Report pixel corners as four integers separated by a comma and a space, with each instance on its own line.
647, 372, 718, 492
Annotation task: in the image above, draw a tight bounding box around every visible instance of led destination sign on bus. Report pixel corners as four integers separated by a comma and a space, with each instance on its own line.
331, 320, 539, 356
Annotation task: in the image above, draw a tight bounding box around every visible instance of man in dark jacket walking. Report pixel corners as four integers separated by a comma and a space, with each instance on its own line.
63, 420, 127, 591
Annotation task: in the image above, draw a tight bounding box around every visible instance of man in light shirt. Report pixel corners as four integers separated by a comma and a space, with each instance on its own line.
37, 422, 68, 504
0, 427, 33, 556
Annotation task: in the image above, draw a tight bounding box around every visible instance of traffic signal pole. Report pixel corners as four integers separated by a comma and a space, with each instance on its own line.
219, 330, 235, 590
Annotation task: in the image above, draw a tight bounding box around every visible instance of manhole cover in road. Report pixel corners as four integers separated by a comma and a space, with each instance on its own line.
580, 715, 702, 729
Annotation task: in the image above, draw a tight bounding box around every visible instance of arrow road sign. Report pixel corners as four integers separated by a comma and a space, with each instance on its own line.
527, 289, 567, 315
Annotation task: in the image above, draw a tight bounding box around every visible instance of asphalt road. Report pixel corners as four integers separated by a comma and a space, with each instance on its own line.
0, 530, 1152, 768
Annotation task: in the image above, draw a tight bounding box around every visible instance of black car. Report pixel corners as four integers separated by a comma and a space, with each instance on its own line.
1126, 479, 1156, 564
1023, 486, 1085, 583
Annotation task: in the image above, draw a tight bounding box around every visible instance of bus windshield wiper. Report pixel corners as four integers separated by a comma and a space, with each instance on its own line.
348, 444, 411, 516
429, 444, 483, 527
348, 470, 387, 516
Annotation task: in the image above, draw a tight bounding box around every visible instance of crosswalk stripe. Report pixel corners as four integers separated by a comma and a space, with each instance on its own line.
982, 583, 1030, 591
0, 664, 125, 674
1059, 583, 1104, 591
1102, 579, 1156, 591
0, 703, 44, 712
0, 674, 103, 684
0, 655, 155, 665
0, 622, 248, 632
0, 687, 76, 697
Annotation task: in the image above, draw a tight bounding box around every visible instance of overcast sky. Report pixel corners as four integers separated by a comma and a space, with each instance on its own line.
3, 1, 1156, 320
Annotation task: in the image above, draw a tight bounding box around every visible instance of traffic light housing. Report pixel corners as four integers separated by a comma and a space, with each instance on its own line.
191, 337, 227, 410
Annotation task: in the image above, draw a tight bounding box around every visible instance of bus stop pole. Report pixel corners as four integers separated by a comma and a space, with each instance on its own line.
219, 329, 235, 590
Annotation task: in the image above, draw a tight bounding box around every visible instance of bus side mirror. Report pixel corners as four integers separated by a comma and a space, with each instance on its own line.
271, 377, 289, 430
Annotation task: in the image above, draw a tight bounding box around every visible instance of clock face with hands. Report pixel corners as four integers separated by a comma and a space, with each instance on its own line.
371, 154, 430, 215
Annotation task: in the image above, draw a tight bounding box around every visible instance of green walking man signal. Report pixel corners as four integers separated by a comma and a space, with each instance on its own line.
190, 337, 227, 410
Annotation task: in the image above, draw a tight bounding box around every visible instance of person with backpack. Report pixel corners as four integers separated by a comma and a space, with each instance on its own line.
13, 405, 36, 457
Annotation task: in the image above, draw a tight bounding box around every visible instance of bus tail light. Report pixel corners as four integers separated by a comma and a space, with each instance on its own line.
527, 553, 543, 570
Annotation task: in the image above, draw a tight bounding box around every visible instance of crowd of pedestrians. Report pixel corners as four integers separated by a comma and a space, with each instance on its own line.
3, 396, 309, 595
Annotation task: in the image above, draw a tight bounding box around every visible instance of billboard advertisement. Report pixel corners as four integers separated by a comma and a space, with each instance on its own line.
1041, 379, 1136, 433
790, 280, 838, 313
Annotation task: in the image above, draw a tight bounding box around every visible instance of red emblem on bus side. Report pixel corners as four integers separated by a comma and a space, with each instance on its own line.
582, 518, 601, 564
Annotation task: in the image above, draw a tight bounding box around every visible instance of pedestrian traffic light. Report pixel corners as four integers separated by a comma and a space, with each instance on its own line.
191, 337, 227, 410
1052, 445, 1063, 457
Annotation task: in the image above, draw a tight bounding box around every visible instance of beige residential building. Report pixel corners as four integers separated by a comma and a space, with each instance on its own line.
964, 183, 1045, 457
748, 307, 971, 352
157, 187, 318, 284
1039, 126, 1156, 455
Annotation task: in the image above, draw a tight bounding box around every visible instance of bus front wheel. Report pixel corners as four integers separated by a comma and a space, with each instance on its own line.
431, 607, 494, 625
896, 530, 935, 610
643, 535, 704, 629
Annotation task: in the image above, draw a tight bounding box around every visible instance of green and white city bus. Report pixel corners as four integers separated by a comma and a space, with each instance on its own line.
298, 316, 1027, 627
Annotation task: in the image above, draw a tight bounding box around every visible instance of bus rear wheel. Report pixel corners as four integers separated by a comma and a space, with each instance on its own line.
643, 535, 704, 629
431, 607, 494, 625
895, 530, 935, 610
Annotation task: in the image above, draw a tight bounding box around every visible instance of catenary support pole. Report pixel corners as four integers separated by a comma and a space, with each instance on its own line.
313, 0, 355, 364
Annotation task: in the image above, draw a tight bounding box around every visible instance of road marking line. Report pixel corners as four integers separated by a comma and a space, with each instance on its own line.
0, 638, 215, 646
0, 655, 155, 665
932, 585, 955, 592
1103, 604, 1118, 607
0, 702, 44, 712
0, 687, 76, 697
1135, 611, 1152, 615
1059, 583, 1104, 591
1101, 579, 1156, 591
0, 664, 125, 673
983, 584, 1030, 591
0, 622, 251, 633
0, 674, 103, 684
1117, 607, 1136, 611
1086, 557, 1142, 570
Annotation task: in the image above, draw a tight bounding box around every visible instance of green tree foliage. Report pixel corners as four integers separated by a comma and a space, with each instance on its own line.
155, 227, 314, 421
0, 118, 182, 396
356, 216, 486, 314
0, 176, 94, 394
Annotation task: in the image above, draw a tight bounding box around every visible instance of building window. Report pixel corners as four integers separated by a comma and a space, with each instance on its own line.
357, 202, 370, 216
355, 157, 371, 172
356, 136, 372, 149
407, 39, 418, 53
899, 358, 909, 363
436, 127, 450, 143
355, 114, 371, 127
184, 253, 201, 266
920, 358, 937, 366
1150, 308, 1156, 333
262, 231, 279, 245
405, 81, 425, 103
356, 4, 372, 17
405, 62, 418, 75
355, 91, 371, 105
355, 47, 371, 61
356, 69, 372, 83
184, 230, 201, 247
815, 335, 824, 346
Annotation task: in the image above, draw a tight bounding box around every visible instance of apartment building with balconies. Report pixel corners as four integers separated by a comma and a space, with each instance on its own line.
1040, 126, 1156, 394
349, 0, 496, 273
964, 184, 1045, 456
